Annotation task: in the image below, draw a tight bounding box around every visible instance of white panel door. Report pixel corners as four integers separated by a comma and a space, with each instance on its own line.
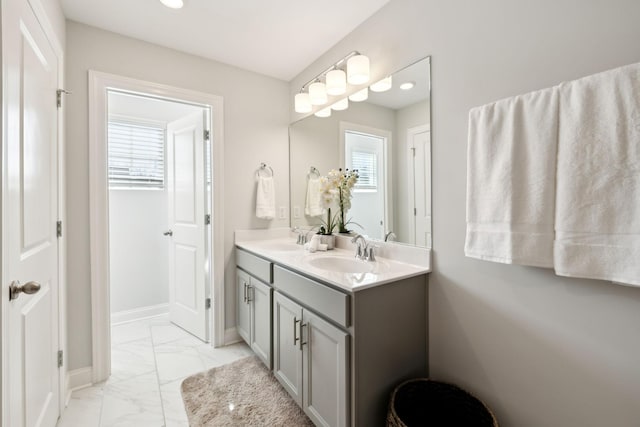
166, 111, 208, 341
409, 126, 432, 247
3, 0, 60, 426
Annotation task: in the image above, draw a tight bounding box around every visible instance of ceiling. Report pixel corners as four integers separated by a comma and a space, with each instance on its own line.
60, 0, 391, 81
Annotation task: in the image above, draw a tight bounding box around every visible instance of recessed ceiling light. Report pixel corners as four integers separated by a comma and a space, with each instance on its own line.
400, 81, 415, 90
160, 0, 184, 9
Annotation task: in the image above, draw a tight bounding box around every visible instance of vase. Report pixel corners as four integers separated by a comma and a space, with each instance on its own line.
319, 234, 335, 250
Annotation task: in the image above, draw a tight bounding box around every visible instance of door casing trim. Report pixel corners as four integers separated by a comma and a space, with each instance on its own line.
88, 71, 225, 383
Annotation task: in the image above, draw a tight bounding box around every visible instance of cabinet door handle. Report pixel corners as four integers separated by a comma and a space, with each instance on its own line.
247, 285, 253, 302
243, 282, 247, 303
293, 317, 300, 346
300, 322, 308, 350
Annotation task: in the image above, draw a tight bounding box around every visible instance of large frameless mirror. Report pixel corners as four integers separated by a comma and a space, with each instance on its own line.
289, 56, 431, 248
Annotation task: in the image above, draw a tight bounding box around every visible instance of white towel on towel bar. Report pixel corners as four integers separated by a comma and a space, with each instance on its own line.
465, 86, 559, 267
554, 62, 640, 286
256, 176, 276, 220
305, 177, 323, 217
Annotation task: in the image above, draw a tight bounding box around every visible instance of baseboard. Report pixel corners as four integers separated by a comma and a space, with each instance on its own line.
111, 303, 169, 325
224, 327, 242, 345
67, 366, 93, 393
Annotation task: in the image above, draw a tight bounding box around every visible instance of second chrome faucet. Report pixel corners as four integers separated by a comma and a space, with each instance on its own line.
351, 234, 376, 261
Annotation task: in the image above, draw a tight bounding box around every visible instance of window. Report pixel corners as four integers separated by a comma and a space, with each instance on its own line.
351, 150, 377, 190
108, 120, 165, 188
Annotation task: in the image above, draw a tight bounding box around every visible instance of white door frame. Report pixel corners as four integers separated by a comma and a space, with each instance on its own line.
88, 71, 225, 383
0, 0, 67, 422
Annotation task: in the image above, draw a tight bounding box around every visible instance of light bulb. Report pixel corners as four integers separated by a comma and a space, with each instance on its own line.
349, 88, 368, 102
400, 81, 415, 90
309, 82, 328, 105
314, 107, 331, 118
347, 54, 370, 85
294, 92, 311, 113
326, 69, 346, 96
331, 98, 349, 111
370, 76, 392, 92
160, 0, 184, 9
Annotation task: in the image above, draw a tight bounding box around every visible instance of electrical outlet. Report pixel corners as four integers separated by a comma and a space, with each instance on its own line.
279, 206, 287, 219
293, 206, 301, 218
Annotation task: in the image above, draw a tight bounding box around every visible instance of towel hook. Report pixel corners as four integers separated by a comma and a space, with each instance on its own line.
256, 162, 274, 178
308, 166, 320, 178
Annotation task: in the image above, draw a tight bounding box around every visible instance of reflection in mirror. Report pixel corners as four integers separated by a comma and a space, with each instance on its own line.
290, 56, 431, 248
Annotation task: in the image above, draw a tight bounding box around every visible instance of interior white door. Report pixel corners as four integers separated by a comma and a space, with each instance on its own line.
166, 111, 209, 341
2, 0, 60, 425
409, 125, 432, 247
345, 130, 386, 239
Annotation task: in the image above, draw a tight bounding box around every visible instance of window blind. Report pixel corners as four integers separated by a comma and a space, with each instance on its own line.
108, 120, 165, 188
351, 150, 377, 190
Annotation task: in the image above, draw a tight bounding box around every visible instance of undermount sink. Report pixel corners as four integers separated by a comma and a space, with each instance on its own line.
307, 256, 376, 274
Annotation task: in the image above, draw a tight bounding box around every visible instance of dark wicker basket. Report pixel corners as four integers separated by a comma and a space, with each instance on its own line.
387, 379, 499, 427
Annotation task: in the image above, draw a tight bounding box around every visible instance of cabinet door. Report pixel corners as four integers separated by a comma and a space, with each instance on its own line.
250, 278, 272, 368
273, 291, 303, 406
303, 310, 349, 427
236, 269, 251, 343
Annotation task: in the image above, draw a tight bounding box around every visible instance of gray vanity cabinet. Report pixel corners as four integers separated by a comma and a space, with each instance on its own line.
236, 249, 273, 369
273, 290, 349, 427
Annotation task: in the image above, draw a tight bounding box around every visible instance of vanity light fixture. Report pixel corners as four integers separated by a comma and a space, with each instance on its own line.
370, 76, 392, 92
294, 92, 312, 113
400, 81, 415, 90
347, 54, 370, 85
294, 51, 370, 114
314, 107, 332, 118
326, 69, 347, 96
331, 98, 349, 111
160, 0, 184, 9
349, 87, 369, 102
309, 81, 328, 105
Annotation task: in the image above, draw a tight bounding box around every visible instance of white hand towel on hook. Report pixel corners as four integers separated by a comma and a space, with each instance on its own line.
256, 176, 276, 220
555, 62, 640, 286
305, 177, 323, 217
465, 86, 559, 267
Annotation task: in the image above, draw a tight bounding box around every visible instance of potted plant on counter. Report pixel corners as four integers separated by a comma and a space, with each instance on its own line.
318, 169, 359, 248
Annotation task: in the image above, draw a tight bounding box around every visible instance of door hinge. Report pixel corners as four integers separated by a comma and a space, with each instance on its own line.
411, 147, 416, 156
205, 298, 211, 309
57, 350, 63, 368
204, 129, 210, 140
56, 221, 62, 238
414, 207, 417, 216
205, 214, 211, 225
56, 89, 71, 108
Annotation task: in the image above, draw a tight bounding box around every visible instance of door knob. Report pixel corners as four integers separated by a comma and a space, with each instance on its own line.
9, 280, 41, 301
163, 230, 173, 236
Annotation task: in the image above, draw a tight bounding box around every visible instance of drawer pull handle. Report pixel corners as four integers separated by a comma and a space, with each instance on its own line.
300, 322, 308, 350
293, 317, 300, 346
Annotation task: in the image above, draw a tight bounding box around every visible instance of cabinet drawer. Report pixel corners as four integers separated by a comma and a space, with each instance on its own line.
273, 265, 350, 328
236, 248, 272, 283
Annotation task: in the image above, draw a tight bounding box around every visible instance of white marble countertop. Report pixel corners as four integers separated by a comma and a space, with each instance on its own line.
235, 235, 430, 293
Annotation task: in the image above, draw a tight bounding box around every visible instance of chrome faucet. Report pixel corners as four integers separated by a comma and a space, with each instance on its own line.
351, 234, 376, 261
292, 227, 305, 245
384, 231, 397, 242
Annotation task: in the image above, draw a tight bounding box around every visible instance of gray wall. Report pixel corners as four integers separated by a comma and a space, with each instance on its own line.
65, 21, 290, 370
290, 0, 640, 426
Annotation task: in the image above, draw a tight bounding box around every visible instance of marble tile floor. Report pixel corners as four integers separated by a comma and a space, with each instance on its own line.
57, 314, 253, 427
